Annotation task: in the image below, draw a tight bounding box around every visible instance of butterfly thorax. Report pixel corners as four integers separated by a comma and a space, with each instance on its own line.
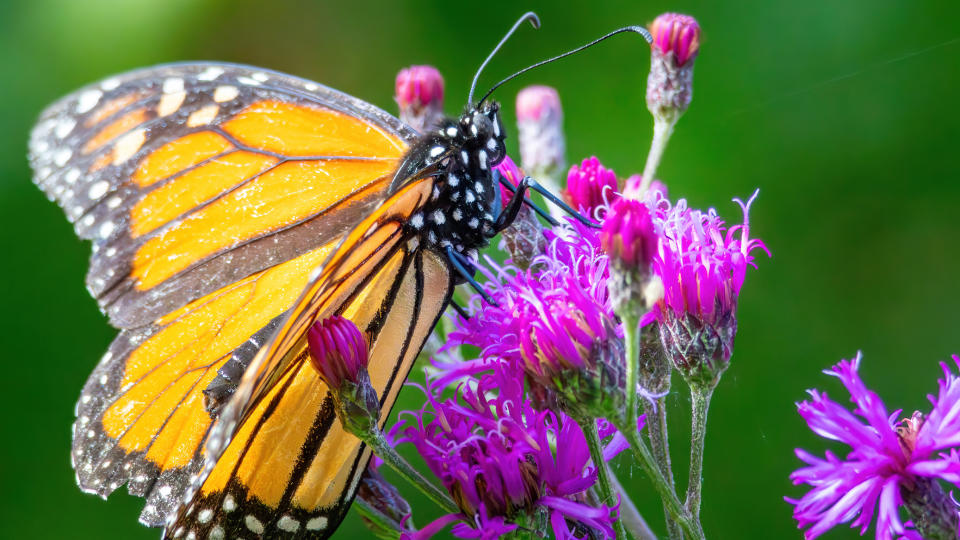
392, 102, 508, 260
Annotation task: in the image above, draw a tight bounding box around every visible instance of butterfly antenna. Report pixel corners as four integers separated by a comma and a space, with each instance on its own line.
477, 25, 653, 105
468, 11, 541, 106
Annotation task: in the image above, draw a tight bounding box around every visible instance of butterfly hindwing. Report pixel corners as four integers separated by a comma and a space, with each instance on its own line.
164, 178, 453, 539
29, 62, 416, 329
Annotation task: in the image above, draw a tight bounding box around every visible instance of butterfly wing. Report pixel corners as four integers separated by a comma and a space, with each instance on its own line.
28, 63, 420, 526
165, 177, 453, 539
30, 62, 416, 328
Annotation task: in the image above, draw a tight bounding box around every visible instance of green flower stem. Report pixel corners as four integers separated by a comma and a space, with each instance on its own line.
638, 326, 681, 540
643, 397, 682, 540
608, 467, 658, 540
623, 313, 641, 432
577, 417, 628, 540
685, 386, 714, 519
638, 115, 678, 195
366, 431, 459, 515
619, 420, 704, 540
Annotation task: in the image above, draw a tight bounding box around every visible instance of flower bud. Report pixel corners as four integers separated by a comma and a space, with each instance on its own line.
646, 13, 701, 121
395, 65, 445, 132
307, 316, 380, 435
601, 198, 659, 316
494, 155, 545, 269
563, 156, 618, 218
516, 85, 566, 202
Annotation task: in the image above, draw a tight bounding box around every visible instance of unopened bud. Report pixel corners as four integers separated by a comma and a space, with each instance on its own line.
395, 65, 445, 132
516, 85, 566, 202
307, 316, 380, 435
646, 13, 701, 121
601, 198, 660, 318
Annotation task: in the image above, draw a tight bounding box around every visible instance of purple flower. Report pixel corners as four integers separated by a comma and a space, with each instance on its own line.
395, 65, 445, 131
788, 353, 960, 539
651, 190, 769, 386
398, 357, 626, 539
307, 316, 368, 390
563, 156, 618, 219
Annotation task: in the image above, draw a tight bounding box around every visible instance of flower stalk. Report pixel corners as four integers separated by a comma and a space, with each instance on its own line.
618, 417, 705, 540
685, 385, 713, 519
638, 325, 680, 540
366, 430, 460, 516
577, 417, 628, 540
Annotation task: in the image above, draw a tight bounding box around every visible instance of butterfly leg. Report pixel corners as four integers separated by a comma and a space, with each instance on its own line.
449, 300, 470, 320
498, 176, 601, 230
445, 245, 498, 307
496, 174, 559, 226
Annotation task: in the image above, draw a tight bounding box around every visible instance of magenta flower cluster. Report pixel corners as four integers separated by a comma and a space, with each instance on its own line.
398, 358, 624, 539
789, 354, 960, 539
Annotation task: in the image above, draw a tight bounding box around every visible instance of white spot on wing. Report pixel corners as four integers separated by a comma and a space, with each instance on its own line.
112, 128, 146, 165
98, 221, 115, 239
53, 148, 72, 167
101, 78, 121, 91
197, 67, 224, 81
64, 168, 81, 184
213, 85, 239, 102
88, 180, 109, 199
187, 105, 219, 127
237, 76, 261, 86
306, 516, 328, 531
162, 78, 184, 94
107, 196, 122, 209
278, 516, 300, 532
158, 91, 186, 117
245, 515, 264, 534
223, 495, 236, 512
197, 509, 213, 524
251, 72, 269, 82
431, 210, 446, 224
76, 90, 102, 113
55, 118, 76, 139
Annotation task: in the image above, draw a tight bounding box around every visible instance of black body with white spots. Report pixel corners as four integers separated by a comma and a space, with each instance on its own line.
391, 102, 509, 262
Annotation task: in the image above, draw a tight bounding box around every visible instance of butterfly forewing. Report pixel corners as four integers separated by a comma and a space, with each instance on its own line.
29, 62, 415, 329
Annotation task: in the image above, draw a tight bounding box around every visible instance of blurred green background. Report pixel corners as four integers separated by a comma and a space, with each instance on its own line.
2, 0, 958, 538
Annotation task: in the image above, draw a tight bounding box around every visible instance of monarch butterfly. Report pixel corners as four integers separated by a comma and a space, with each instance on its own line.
28, 12, 649, 539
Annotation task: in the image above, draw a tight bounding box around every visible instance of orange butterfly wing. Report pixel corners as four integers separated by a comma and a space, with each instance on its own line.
29, 63, 427, 528
166, 177, 453, 539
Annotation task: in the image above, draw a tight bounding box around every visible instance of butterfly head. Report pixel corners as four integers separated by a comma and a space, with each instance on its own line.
457, 101, 506, 166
